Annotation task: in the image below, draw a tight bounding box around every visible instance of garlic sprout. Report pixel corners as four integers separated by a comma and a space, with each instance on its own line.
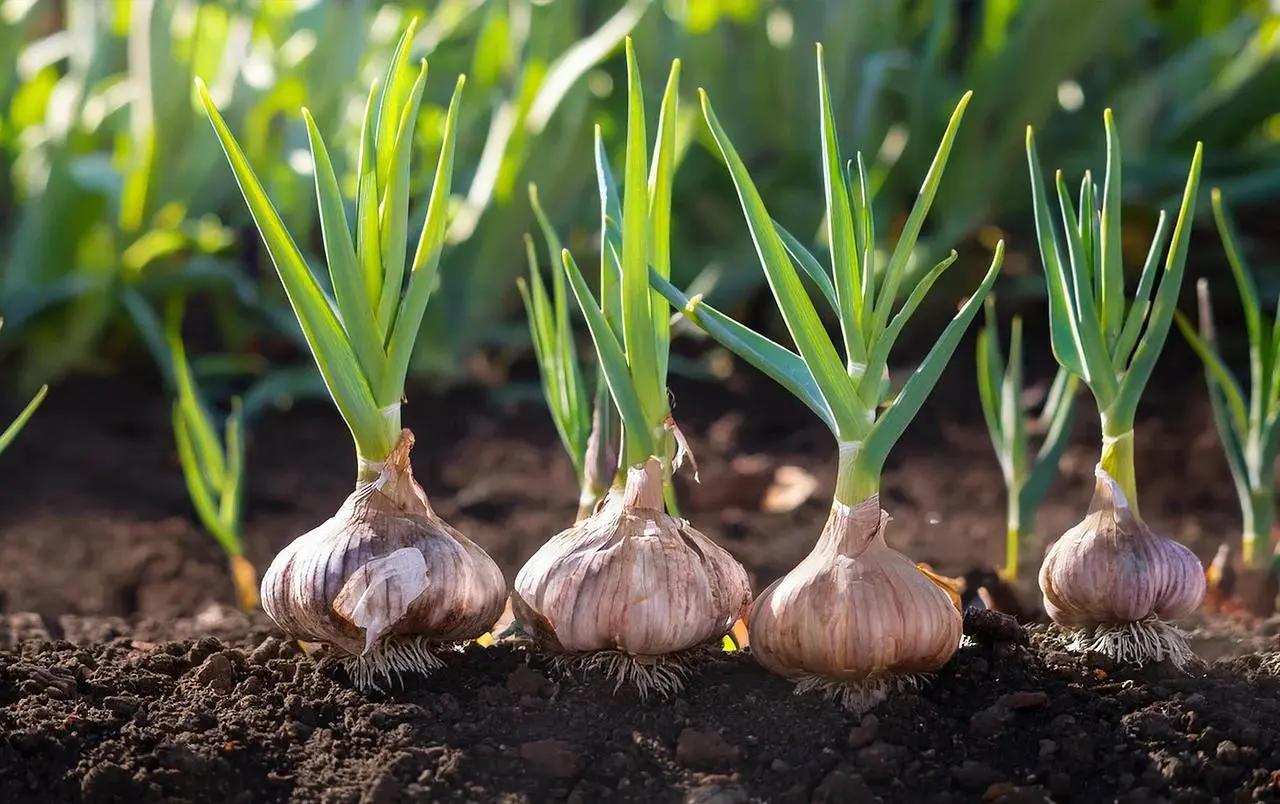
651, 43, 1002, 711
511, 41, 752, 699
198, 22, 506, 689
518, 185, 617, 522
0, 319, 46, 456
976, 297, 1078, 584
165, 297, 258, 612
1027, 110, 1204, 666
1176, 189, 1280, 615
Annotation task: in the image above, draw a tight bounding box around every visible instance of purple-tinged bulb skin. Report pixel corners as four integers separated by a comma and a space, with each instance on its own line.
1038, 465, 1205, 667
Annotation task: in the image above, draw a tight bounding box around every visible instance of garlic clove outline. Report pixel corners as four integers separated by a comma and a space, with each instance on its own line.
511, 457, 752, 695
260, 429, 507, 689
1038, 464, 1205, 667
747, 494, 962, 710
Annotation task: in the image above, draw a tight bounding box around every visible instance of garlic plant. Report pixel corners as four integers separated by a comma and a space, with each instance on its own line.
976, 297, 1078, 583
0, 319, 46, 457
651, 44, 1001, 711
511, 41, 751, 699
165, 298, 259, 612
1027, 110, 1205, 667
519, 184, 617, 522
197, 22, 506, 690
1176, 190, 1280, 584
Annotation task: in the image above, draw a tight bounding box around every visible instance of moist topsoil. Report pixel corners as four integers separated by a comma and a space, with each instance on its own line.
2, 343, 1278, 804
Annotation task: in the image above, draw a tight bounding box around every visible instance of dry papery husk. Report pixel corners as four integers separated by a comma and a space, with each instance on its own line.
260, 429, 507, 690
511, 457, 752, 699
748, 495, 963, 713
1039, 465, 1205, 670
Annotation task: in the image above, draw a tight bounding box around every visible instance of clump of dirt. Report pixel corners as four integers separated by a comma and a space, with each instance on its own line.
2, 609, 1279, 803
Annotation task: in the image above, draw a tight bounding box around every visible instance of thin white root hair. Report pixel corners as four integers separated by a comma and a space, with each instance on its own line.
1065, 618, 1200, 671
793, 673, 929, 714
550, 643, 720, 701
1259, 653, 1280, 675
342, 636, 445, 692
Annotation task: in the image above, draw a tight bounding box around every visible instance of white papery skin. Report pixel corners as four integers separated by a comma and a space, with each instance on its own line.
748, 494, 962, 681
511, 458, 752, 656
1040, 466, 1205, 627
260, 430, 507, 659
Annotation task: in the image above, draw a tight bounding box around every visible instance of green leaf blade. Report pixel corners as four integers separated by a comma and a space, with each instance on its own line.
648, 58, 681, 388
619, 39, 663, 437
1113, 143, 1203, 427
871, 91, 971, 341
1026, 128, 1088, 383
862, 241, 1005, 476
303, 109, 385, 390
383, 75, 464, 408
375, 60, 430, 337
700, 88, 859, 435
815, 43, 865, 366
650, 269, 835, 433
196, 78, 388, 462
1099, 109, 1125, 347
562, 249, 652, 460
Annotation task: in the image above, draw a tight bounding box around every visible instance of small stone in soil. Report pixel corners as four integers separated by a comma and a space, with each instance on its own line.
998, 690, 1049, 710
856, 741, 906, 781
964, 609, 1028, 645
101, 695, 140, 716
951, 760, 1002, 790
506, 665, 549, 697
676, 728, 741, 771
190, 652, 234, 692
249, 637, 282, 664
683, 783, 748, 804
983, 782, 1053, 803
519, 739, 583, 779
970, 703, 1014, 739
1123, 710, 1180, 743
80, 762, 137, 803
847, 714, 880, 749
812, 769, 872, 804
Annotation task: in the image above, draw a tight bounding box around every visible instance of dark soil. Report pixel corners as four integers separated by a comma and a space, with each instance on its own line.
1, 344, 1276, 803
4, 608, 1280, 804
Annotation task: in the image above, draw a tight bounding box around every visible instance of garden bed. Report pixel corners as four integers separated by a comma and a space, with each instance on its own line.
3, 350, 1279, 803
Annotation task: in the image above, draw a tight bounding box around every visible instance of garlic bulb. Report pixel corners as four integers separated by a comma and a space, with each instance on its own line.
748, 494, 962, 711
511, 457, 752, 696
260, 429, 507, 689
1039, 465, 1205, 667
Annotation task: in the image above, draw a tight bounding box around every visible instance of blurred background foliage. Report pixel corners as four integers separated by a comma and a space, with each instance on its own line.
0, 0, 1277, 421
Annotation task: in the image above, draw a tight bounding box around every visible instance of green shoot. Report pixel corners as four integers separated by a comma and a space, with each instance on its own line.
166, 298, 257, 612
1026, 110, 1202, 518
558, 40, 683, 508
0, 320, 47, 456
976, 298, 1079, 581
1176, 189, 1279, 569
650, 43, 1002, 507
196, 19, 463, 480
518, 184, 617, 520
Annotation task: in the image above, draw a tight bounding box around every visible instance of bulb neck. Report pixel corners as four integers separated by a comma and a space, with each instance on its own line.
815, 494, 887, 558
621, 457, 665, 510
1245, 482, 1277, 568
834, 440, 879, 505
364, 429, 435, 516
1099, 420, 1139, 519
